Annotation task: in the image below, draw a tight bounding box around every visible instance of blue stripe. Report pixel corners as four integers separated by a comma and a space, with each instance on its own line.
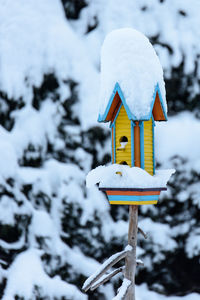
139, 121, 144, 169
131, 121, 135, 167
98, 82, 134, 122
108, 195, 159, 201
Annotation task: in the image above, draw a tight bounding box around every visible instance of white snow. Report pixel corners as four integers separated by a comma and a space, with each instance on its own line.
99, 28, 166, 120
77, 0, 200, 100
86, 164, 175, 189
139, 218, 178, 256
0, 1, 200, 300
136, 284, 200, 300
2, 249, 86, 300
125, 245, 133, 252
112, 278, 131, 300
186, 228, 200, 258
156, 112, 200, 165
0, 127, 18, 179
0, 0, 99, 129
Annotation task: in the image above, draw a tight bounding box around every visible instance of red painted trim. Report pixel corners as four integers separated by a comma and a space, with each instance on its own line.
106, 191, 160, 196
99, 187, 167, 192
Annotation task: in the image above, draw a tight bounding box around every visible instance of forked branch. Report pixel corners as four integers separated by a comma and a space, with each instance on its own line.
90, 266, 124, 291
82, 246, 132, 292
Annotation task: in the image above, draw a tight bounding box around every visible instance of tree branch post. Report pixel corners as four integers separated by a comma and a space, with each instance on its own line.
125, 205, 138, 300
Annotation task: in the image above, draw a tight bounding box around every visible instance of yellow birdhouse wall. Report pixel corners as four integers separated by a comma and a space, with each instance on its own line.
115, 105, 132, 166
111, 104, 155, 175
143, 118, 154, 175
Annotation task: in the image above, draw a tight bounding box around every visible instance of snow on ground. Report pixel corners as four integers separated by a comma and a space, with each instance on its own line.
99, 28, 166, 119
86, 164, 175, 189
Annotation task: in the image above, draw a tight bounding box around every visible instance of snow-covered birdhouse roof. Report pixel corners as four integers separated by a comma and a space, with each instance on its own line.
98, 28, 167, 123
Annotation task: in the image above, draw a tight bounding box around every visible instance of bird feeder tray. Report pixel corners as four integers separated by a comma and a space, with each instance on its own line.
99, 187, 167, 205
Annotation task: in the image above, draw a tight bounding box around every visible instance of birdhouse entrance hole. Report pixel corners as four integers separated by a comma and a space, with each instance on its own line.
120, 161, 128, 165
119, 136, 128, 143
117, 136, 128, 151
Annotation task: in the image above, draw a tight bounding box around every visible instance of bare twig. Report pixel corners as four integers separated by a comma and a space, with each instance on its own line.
138, 227, 148, 239
83, 248, 130, 292
136, 259, 144, 266
90, 267, 124, 291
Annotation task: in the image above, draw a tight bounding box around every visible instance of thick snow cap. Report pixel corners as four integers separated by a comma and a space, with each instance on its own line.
86, 165, 175, 189
99, 28, 167, 121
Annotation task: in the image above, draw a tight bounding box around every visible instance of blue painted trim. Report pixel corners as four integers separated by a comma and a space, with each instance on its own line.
113, 123, 116, 163
98, 82, 134, 122
108, 195, 159, 201
131, 121, 135, 167
152, 116, 155, 175
147, 83, 168, 121
156, 84, 168, 121
139, 121, 144, 169
98, 82, 167, 122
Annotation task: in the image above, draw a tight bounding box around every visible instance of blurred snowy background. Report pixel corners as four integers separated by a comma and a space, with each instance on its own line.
0, 0, 200, 299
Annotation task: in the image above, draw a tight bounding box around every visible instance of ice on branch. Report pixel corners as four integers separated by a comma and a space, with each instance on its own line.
86, 164, 175, 189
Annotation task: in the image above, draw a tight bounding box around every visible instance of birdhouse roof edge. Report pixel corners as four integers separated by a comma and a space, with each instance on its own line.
98, 82, 167, 122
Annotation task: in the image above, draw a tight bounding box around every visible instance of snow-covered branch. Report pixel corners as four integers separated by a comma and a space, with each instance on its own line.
82, 246, 132, 292
112, 278, 131, 300
90, 267, 124, 291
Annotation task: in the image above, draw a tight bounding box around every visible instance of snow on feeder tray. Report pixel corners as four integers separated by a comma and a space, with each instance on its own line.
83, 28, 175, 300
86, 165, 175, 205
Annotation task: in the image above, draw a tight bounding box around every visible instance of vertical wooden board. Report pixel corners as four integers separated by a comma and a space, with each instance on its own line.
112, 127, 114, 164
115, 105, 132, 166
143, 118, 153, 175
134, 122, 140, 167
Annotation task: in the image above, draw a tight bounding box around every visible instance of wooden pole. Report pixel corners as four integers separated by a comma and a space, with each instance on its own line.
125, 205, 138, 300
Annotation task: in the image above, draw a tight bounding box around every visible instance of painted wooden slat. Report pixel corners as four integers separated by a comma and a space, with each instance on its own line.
115, 105, 132, 166
108, 195, 159, 201
111, 126, 114, 163
134, 121, 140, 167
109, 200, 158, 205
143, 118, 153, 175
107, 191, 160, 196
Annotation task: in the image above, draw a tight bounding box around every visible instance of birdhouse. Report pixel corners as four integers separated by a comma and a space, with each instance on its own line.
98, 82, 167, 175
86, 28, 174, 206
